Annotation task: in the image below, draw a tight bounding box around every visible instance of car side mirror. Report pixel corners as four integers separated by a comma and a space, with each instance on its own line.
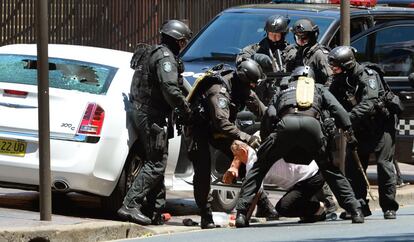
409, 72, 414, 88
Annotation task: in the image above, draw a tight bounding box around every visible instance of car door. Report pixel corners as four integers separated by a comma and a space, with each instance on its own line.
351, 20, 414, 164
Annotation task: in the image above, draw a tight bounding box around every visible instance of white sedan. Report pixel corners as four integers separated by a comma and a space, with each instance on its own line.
0, 44, 186, 213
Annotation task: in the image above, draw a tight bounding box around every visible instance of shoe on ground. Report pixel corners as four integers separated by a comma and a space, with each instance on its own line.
299, 211, 326, 223
200, 213, 216, 229
117, 204, 151, 225
235, 211, 249, 228
340, 205, 371, 220
351, 208, 364, 224
384, 210, 396, 219
255, 196, 279, 220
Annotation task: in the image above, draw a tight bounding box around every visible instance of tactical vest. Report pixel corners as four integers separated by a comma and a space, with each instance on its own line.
274, 80, 322, 118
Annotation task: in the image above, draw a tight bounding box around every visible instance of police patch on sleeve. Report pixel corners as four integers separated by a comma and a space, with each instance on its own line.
162, 62, 172, 72
218, 97, 228, 109
368, 79, 377, 89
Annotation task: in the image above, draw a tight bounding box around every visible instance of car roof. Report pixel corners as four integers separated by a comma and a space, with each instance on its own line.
0, 44, 132, 69
223, 3, 414, 18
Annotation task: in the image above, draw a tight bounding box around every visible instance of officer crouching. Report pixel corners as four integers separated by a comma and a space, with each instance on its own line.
235, 66, 365, 227
328, 46, 399, 220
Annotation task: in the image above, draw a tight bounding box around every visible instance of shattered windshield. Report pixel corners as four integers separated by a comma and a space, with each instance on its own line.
0, 54, 117, 94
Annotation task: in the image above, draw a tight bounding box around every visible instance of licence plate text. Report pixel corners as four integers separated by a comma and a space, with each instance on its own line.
0, 139, 27, 157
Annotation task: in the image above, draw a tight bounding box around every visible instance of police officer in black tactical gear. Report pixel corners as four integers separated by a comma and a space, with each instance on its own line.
237, 15, 290, 72
237, 15, 290, 106
328, 46, 399, 220
117, 19, 193, 226
184, 58, 278, 229
235, 66, 365, 228
284, 18, 332, 85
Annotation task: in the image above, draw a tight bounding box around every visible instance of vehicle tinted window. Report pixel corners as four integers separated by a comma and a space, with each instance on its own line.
352, 25, 414, 76
0, 54, 116, 94
182, 12, 335, 61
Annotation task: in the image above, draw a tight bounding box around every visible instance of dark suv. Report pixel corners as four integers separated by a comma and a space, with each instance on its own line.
176, 2, 414, 212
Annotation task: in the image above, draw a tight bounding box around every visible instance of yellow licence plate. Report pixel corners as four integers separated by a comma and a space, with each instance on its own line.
0, 139, 27, 157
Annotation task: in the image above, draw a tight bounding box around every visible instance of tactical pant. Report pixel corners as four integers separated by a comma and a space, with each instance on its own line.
276, 170, 324, 217
186, 127, 233, 214
236, 115, 361, 213
346, 128, 399, 212
123, 108, 168, 214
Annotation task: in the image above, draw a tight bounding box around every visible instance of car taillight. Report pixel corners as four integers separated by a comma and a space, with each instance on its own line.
3, 89, 29, 97
77, 103, 105, 136
329, 0, 377, 7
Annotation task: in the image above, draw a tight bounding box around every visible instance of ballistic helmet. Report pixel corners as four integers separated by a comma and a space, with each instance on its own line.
328, 46, 357, 70
160, 20, 192, 40
265, 15, 290, 33
291, 18, 319, 42
291, 66, 315, 80
236, 58, 266, 85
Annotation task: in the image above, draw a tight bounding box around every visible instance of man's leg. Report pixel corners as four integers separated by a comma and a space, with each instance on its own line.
376, 131, 399, 218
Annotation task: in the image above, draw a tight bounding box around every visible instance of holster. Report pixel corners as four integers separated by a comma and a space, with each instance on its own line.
151, 123, 167, 151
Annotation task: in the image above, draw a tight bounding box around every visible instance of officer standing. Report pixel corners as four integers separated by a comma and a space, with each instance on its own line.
184, 59, 278, 229
328, 46, 399, 219
284, 18, 332, 85
117, 20, 193, 225
235, 66, 365, 227
237, 15, 290, 106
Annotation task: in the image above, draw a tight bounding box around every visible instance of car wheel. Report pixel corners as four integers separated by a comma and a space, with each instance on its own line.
211, 188, 239, 213
101, 153, 143, 215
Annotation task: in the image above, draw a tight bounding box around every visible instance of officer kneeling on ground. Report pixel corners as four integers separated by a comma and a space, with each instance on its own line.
328, 46, 399, 220
184, 58, 278, 229
118, 19, 193, 225
235, 66, 365, 228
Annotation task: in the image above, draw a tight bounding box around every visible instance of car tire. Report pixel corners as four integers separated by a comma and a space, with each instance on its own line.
211, 188, 239, 213
101, 152, 143, 215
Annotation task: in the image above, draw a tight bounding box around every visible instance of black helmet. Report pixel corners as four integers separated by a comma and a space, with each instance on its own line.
159, 20, 192, 40
291, 66, 315, 80
236, 58, 266, 85
328, 46, 357, 70
291, 18, 319, 41
264, 15, 290, 33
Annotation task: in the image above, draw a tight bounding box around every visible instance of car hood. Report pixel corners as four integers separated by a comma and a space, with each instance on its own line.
182, 60, 235, 86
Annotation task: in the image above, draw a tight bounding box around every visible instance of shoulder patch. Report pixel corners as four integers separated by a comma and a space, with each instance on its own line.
218, 97, 228, 109
162, 62, 172, 72
368, 79, 377, 89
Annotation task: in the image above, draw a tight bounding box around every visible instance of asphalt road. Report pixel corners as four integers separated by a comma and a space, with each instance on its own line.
117, 205, 414, 242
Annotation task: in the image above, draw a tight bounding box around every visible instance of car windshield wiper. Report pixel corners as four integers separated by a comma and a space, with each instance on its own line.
184, 52, 236, 62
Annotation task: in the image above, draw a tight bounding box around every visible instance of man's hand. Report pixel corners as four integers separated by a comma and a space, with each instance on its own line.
253, 53, 272, 70
344, 129, 358, 150
222, 168, 238, 184
248, 132, 261, 150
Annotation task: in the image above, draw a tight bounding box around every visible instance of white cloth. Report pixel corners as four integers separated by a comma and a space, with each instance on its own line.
245, 147, 319, 190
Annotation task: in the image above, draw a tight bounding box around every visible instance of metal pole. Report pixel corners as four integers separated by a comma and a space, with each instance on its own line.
340, 0, 351, 45
36, 0, 52, 221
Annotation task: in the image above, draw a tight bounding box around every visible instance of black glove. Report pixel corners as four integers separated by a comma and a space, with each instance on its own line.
175, 105, 193, 126
253, 53, 272, 70
344, 129, 358, 150
248, 133, 261, 150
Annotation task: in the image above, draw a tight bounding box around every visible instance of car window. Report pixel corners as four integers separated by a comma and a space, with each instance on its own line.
328, 17, 370, 49
0, 54, 117, 94
352, 25, 414, 76
182, 12, 335, 62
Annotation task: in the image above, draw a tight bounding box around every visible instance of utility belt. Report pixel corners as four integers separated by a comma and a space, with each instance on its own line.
132, 101, 168, 117
280, 107, 320, 120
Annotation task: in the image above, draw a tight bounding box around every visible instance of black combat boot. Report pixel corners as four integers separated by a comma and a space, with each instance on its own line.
150, 212, 165, 225
117, 204, 152, 225
200, 209, 216, 229
235, 210, 249, 228
383, 210, 396, 219
255, 195, 279, 220
351, 208, 364, 223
